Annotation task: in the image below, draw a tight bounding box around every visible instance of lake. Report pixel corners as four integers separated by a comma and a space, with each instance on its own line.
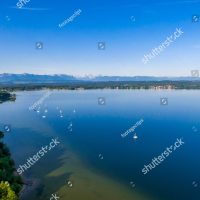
0, 89, 199, 200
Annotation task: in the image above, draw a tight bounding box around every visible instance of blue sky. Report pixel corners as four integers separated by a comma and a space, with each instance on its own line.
0, 0, 200, 76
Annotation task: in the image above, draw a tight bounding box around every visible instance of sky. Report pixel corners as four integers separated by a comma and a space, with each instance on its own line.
0, 0, 200, 76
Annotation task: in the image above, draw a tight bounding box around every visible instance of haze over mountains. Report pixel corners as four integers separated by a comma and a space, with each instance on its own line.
0, 73, 199, 84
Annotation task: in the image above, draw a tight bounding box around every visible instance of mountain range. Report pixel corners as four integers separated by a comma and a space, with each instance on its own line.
0, 73, 199, 84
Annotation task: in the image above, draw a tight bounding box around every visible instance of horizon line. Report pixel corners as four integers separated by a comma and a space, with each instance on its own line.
0, 73, 197, 78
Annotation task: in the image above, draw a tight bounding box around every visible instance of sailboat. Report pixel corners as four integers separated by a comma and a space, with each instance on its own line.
133, 133, 138, 140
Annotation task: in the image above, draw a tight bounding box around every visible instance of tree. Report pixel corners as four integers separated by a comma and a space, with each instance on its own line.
0, 130, 23, 196
0, 131, 4, 140
0, 181, 18, 200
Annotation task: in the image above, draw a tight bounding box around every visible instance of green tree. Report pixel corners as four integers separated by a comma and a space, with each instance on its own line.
0, 181, 18, 200
0, 131, 4, 140
0, 131, 23, 196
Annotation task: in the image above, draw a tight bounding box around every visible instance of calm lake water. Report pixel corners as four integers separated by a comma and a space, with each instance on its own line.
0, 89, 200, 200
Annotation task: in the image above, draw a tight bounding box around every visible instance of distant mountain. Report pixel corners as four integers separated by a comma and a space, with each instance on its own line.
0, 73, 199, 84
0, 74, 76, 84
86, 76, 200, 82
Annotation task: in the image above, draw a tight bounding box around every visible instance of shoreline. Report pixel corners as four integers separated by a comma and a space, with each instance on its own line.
2, 87, 200, 92
2, 80, 200, 91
